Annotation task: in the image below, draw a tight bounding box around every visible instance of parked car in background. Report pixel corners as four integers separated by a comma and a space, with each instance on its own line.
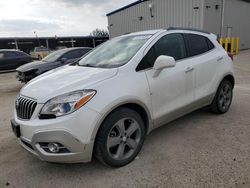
30, 46, 50, 60
56, 46, 67, 50
0, 50, 32, 71
11, 28, 235, 167
16, 47, 92, 83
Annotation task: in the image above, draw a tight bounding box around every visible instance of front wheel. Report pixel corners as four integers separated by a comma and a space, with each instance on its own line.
94, 108, 145, 167
210, 79, 233, 114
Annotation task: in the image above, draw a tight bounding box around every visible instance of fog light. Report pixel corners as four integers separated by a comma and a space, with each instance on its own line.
48, 143, 60, 153
39, 142, 70, 153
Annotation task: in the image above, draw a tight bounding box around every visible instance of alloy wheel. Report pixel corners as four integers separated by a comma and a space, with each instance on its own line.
107, 118, 141, 160
218, 83, 232, 111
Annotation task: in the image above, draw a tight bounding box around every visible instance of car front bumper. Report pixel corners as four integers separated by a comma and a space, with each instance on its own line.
11, 105, 102, 163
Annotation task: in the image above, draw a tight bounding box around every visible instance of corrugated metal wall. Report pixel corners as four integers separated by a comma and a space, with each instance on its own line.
203, 0, 223, 36
107, 0, 250, 49
223, 0, 250, 49
108, 0, 205, 38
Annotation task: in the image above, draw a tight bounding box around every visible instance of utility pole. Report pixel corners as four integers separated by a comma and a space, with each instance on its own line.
46, 39, 49, 49
14, 39, 18, 49
92, 38, 96, 47
34, 31, 41, 46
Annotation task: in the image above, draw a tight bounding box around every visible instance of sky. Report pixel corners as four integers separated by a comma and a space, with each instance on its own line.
0, 0, 134, 37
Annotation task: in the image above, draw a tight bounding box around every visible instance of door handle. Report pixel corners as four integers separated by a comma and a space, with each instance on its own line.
217, 56, 223, 62
185, 67, 194, 73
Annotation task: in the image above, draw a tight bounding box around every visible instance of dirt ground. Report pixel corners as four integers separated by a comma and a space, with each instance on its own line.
0, 50, 249, 188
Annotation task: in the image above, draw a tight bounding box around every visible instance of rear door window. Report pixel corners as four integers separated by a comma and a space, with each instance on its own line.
187, 34, 211, 56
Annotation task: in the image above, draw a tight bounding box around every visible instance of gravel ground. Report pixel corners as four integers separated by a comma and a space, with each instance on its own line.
0, 51, 249, 188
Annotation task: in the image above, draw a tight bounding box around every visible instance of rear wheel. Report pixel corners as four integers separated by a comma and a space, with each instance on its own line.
210, 79, 233, 114
94, 108, 145, 167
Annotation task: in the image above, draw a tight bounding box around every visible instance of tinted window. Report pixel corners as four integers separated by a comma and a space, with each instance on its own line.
43, 49, 66, 62
154, 34, 186, 60
15, 51, 25, 57
136, 47, 156, 71
136, 33, 186, 71
63, 50, 81, 59
5, 51, 18, 58
79, 49, 91, 57
187, 34, 210, 56
206, 38, 215, 50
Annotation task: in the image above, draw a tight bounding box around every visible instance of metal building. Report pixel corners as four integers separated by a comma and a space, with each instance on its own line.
107, 0, 250, 49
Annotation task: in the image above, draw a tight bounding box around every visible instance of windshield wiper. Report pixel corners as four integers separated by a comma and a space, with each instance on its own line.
70, 59, 81, 66
80, 64, 97, 68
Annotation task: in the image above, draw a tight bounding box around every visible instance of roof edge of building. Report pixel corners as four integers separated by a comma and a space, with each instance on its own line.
106, 0, 148, 16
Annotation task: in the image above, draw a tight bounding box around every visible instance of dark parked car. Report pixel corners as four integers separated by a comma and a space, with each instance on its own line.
16, 47, 92, 83
0, 50, 32, 71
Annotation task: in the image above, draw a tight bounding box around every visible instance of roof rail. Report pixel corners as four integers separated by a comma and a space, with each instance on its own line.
167, 27, 211, 34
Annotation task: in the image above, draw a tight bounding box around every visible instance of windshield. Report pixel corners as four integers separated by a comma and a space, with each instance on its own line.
42, 49, 66, 62
78, 35, 152, 68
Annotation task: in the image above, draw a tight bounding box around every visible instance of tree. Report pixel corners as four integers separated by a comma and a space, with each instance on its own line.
90, 28, 109, 37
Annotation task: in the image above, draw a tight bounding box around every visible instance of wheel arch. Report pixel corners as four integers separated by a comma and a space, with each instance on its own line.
223, 74, 235, 88
210, 73, 235, 103
90, 100, 153, 145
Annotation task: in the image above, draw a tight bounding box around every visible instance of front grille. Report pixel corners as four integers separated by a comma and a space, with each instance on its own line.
16, 96, 37, 120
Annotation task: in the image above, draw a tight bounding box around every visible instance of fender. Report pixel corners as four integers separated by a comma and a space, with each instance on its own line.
89, 97, 153, 143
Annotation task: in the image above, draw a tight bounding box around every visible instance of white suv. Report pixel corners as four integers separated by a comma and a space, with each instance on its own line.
11, 28, 235, 167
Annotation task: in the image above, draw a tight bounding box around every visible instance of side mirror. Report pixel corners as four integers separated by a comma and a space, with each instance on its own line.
152, 55, 176, 77
60, 58, 68, 63
153, 55, 176, 70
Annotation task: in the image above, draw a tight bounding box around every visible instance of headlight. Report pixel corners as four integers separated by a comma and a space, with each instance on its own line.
40, 90, 96, 117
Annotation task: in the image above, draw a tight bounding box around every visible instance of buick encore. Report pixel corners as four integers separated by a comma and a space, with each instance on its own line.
11, 28, 235, 167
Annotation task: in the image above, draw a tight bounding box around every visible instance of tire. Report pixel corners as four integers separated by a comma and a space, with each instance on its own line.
210, 79, 233, 114
94, 108, 146, 167
38, 55, 42, 60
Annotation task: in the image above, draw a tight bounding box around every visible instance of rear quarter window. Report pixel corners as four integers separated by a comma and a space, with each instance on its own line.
187, 34, 212, 56
206, 38, 215, 50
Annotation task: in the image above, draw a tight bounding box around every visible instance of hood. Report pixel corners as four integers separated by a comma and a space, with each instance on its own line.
16, 61, 57, 72
20, 65, 118, 103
